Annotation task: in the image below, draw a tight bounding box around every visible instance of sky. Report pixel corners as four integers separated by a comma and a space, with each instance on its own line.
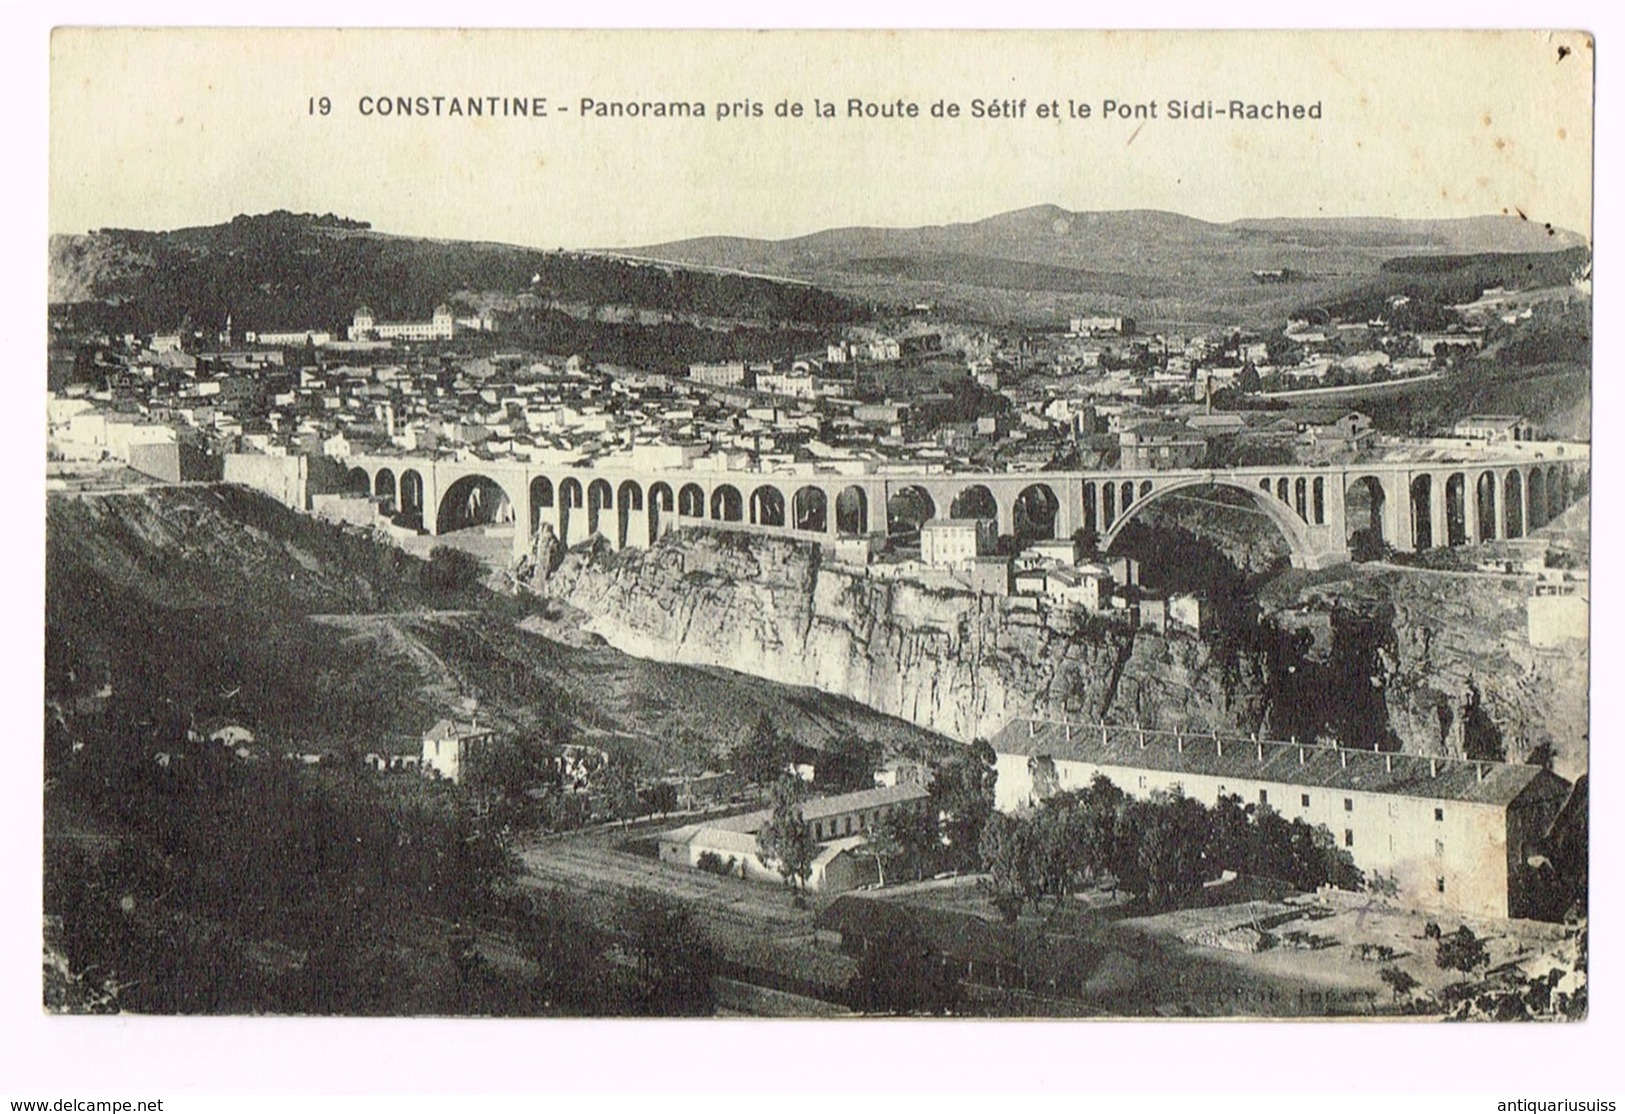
49, 28, 1595, 248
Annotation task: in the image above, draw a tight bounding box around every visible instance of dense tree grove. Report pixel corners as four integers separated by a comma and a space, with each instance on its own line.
46, 688, 519, 1014
731, 713, 793, 787
971, 774, 1364, 922
847, 917, 961, 1017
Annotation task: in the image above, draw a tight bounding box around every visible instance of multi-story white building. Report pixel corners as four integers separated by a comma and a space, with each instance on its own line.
348, 304, 456, 342
991, 719, 1574, 920
687, 361, 750, 388
920, 518, 997, 566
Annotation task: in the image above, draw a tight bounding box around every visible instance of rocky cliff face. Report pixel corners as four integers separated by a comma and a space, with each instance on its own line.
541, 531, 1266, 742
1264, 568, 1589, 779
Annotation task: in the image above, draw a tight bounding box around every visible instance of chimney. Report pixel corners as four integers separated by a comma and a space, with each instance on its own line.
1029, 720, 1037, 738
1384, 754, 1393, 773
1340, 750, 1348, 769
1430, 758, 1438, 778
1065, 722, 1072, 742
1176, 729, 1184, 754
1298, 746, 1305, 765
1477, 763, 1486, 782
1137, 726, 1147, 749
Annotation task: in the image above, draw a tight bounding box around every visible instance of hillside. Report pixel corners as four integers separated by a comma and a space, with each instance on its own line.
635, 206, 1589, 327
48, 211, 862, 336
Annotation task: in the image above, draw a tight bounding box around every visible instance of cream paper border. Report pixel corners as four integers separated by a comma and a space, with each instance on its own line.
18, 14, 1613, 1103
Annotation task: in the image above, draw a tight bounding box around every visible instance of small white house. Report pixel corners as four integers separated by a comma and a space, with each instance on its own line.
421, 719, 495, 783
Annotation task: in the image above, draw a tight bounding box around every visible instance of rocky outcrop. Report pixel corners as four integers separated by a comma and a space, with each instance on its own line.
1262, 567, 1589, 779
541, 530, 1265, 742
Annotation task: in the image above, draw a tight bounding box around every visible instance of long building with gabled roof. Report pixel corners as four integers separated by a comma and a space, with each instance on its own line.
990, 718, 1574, 920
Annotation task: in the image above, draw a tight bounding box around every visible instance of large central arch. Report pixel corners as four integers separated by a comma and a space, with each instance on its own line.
1098, 475, 1321, 567
435, 474, 517, 535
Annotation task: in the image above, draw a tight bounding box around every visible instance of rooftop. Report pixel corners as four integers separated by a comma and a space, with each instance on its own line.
990, 718, 1569, 809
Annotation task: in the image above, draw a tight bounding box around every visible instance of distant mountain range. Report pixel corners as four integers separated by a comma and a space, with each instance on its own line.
49, 206, 1590, 338
631, 205, 1589, 326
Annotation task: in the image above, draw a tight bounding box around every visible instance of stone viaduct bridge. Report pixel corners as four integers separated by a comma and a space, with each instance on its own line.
341, 442, 1588, 570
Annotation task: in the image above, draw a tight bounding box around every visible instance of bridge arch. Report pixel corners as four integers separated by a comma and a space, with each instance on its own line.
399, 469, 424, 528
346, 466, 371, 494
435, 473, 517, 535
529, 476, 555, 536
750, 484, 786, 528
1476, 470, 1498, 542
711, 484, 743, 522
617, 480, 644, 549
886, 485, 936, 538
950, 483, 999, 522
1527, 468, 1547, 530
793, 486, 828, 533
836, 485, 869, 536
558, 477, 585, 547
678, 482, 706, 519
1014, 483, 1061, 544
586, 479, 615, 540
1444, 472, 1468, 546
1504, 470, 1524, 539
1345, 475, 1387, 554
649, 482, 675, 542
1409, 474, 1434, 550
1099, 475, 1321, 567
374, 468, 397, 514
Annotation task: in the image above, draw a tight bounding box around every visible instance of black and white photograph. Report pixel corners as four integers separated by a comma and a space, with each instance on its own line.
38, 26, 1594, 1035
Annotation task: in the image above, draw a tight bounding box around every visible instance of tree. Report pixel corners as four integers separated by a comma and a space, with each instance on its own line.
847, 917, 960, 1016
819, 734, 883, 793
931, 738, 998, 873
424, 545, 485, 593
1071, 525, 1101, 558
1209, 792, 1256, 875
1074, 773, 1126, 886
757, 775, 816, 899
1461, 680, 1506, 762
524, 888, 606, 1013
461, 734, 551, 801
978, 811, 1038, 923
867, 800, 940, 883
1128, 791, 1215, 907
1435, 925, 1490, 974
1380, 965, 1420, 1004
595, 754, 644, 824
731, 712, 792, 787
619, 888, 718, 1016
1030, 798, 1087, 905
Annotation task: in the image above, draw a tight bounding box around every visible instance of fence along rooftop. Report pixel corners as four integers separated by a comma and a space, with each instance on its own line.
991, 719, 1568, 808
